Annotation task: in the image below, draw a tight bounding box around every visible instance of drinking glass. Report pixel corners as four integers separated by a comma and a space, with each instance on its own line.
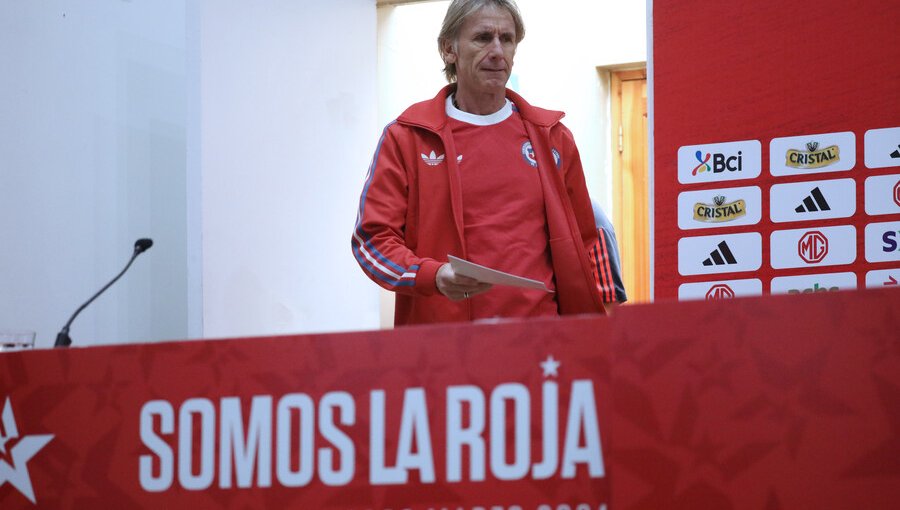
0, 330, 36, 352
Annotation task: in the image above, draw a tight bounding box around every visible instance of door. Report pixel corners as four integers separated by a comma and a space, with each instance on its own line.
610, 68, 650, 303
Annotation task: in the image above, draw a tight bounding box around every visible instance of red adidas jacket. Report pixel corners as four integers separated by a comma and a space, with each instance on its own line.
353, 85, 608, 325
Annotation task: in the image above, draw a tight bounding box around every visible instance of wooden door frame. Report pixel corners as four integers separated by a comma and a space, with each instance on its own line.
609, 67, 647, 238
604, 65, 649, 303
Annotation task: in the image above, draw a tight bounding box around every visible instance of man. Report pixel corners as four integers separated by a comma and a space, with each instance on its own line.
353, 0, 609, 325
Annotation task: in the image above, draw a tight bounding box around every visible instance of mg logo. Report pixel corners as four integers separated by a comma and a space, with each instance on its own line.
894, 180, 900, 207
705, 284, 735, 300
798, 231, 829, 263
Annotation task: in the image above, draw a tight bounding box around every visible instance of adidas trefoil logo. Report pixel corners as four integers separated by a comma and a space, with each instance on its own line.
421, 151, 445, 166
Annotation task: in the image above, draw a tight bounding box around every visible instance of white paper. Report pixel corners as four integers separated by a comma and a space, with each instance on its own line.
448, 255, 553, 292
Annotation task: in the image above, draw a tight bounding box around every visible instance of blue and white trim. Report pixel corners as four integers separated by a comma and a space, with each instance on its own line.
353, 121, 419, 288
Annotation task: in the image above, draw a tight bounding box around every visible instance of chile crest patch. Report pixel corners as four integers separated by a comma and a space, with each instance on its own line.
521, 141, 538, 168
552, 148, 562, 168
521, 142, 563, 169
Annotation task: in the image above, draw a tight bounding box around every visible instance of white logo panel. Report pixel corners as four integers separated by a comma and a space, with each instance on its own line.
677, 140, 762, 184
864, 126, 900, 169
865, 221, 900, 263
770, 272, 857, 295
677, 186, 762, 230
865, 268, 900, 288
864, 174, 900, 216
678, 232, 762, 276
678, 278, 763, 301
770, 225, 857, 269
769, 131, 856, 176
769, 178, 856, 223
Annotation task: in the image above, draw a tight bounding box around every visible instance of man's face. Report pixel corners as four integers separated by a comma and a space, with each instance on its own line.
445, 6, 517, 96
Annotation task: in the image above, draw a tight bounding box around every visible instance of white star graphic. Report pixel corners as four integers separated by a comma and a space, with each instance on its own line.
540, 355, 561, 378
0, 397, 54, 504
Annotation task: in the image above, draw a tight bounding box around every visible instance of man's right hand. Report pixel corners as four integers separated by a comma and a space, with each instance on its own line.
435, 263, 493, 301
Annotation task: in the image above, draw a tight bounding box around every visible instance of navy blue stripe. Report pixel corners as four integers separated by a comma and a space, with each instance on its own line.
352, 241, 416, 287
354, 228, 408, 276
353, 120, 410, 276
356, 121, 396, 227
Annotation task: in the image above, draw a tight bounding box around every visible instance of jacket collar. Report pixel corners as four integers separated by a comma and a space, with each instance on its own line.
397, 84, 565, 132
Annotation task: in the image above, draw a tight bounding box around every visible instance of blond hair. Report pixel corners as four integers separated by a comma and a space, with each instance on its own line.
437, 0, 525, 83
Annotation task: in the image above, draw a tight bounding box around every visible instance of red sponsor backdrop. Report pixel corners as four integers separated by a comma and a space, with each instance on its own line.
652, 0, 900, 298
2, 288, 899, 509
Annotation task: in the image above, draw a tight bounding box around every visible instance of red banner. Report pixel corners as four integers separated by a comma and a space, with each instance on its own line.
1, 289, 899, 509
610, 290, 900, 509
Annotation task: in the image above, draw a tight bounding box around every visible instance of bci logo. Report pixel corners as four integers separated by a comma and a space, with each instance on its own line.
692, 150, 743, 176
678, 139, 760, 184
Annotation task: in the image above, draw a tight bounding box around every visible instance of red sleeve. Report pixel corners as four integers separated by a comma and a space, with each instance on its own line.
594, 228, 618, 303
556, 125, 611, 308
351, 123, 442, 296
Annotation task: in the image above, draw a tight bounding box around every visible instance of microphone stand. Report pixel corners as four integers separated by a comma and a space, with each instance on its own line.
55, 240, 152, 348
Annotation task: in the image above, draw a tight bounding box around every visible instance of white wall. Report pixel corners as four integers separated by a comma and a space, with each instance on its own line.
377, 2, 452, 126
514, 0, 647, 209
195, 0, 381, 338
1, 0, 383, 347
0, 0, 189, 347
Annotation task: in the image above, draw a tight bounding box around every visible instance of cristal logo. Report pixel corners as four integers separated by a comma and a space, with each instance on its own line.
693, 195, 746, 223
692, 150, 742, 176
798, 231, 829, 263
705, 284, 735, 300
785, 141, 840, 169
138, 356, 605, 492
0, 397, 54, 504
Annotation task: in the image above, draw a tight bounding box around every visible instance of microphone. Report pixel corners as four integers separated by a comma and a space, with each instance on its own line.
135, 238, 153, 253
54, 238, 154, 348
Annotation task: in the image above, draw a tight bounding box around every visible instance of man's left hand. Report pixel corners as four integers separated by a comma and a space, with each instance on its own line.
435, 263, 493, 301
